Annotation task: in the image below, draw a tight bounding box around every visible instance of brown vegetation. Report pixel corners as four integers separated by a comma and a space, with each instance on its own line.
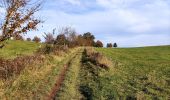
0, 0, 42, 42
83, 48, 113, 69
0, 55, 44, 80
32, 36, 41, 43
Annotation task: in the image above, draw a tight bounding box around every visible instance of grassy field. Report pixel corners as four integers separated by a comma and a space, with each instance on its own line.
0, 47, 82, 99
96, 46, 170, 99
0, 40, 41, 59
0, 40, 170, 99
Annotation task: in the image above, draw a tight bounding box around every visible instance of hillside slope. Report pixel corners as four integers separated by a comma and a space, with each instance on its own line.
96, 46, 170, 99
0, 40, 41, 59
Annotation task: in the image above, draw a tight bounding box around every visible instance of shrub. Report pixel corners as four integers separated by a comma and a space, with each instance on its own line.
26, 38, 31, 41
113, 43, 118, 48
107, 43, 112, 48
0, 55, 44, 79
84, 48, 113, 69
32, 36, 41, 43
14, 35, 24, 41
95, 40, 103, 47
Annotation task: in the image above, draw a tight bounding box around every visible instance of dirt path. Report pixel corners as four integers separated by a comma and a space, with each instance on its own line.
47, 52, 81, 100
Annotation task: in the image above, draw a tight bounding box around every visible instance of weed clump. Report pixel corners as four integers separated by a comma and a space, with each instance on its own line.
85, 48, 113, 69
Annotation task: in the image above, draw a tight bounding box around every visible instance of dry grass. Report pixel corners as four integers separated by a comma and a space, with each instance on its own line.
0, 48, 81, 99
85, 47, 113, 69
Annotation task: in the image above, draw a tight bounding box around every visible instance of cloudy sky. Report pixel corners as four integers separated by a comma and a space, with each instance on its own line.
1, 0, 170, 47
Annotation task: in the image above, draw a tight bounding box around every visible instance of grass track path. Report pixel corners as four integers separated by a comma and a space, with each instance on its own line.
48, 50, 83, 100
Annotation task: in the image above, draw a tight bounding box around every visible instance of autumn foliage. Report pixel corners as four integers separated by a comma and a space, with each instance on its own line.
0, 0, 42, 42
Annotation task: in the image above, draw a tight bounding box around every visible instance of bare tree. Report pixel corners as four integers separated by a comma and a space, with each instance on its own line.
0, 0, 42, 43
43, 29, 56, 44
58, 26, 78, 47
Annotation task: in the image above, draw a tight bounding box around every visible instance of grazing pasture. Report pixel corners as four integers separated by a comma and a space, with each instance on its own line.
96, 46, 170, 99
0, 40, 41, 59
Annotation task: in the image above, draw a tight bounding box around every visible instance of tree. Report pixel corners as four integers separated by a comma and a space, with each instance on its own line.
0, 0, 42, 43
54, 34, 68, 46
77, 34, 86, 46
58, 26, 78, 47
107, 43, 112, 48
14, 35, 24, 40
82, 32, 95, 46
113, 43, 118, 48
95, 40, 103, 47
43, 29, 56, 44
27, 38, 31, 41
32, 36, 41, 43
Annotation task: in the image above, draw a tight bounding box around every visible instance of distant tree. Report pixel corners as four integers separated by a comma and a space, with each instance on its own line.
107, 43, 112, 48
77, 35, 85, 46
82, 32, 95, 46
113, 43, 118, 48
32, 36, 41, 43
95, 40, 103, 47
43, 29, 56, 44
27, 38, 31, 41
54, 34, 68, 46
0, 0, 42, 43
14, 35, 24, 41
58, 26, 77, 47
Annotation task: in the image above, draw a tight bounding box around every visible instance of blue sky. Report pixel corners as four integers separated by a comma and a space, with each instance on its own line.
1, 0, 170, 47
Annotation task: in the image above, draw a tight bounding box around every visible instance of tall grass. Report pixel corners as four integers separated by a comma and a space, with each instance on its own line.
0, 48, 80, 99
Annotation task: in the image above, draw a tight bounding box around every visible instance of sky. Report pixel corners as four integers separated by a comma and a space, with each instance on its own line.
0, 0, 170, 47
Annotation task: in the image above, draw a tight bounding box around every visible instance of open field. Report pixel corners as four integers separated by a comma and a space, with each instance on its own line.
96, 46, 170, 99
0, 40, 41, 59
0, 41, 170, 99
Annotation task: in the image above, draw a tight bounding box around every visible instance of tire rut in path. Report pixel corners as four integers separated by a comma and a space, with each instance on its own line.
47, 52, 81, 100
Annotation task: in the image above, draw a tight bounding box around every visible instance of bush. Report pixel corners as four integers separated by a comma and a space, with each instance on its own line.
14, 35, 24, 41
107, 43, 112, 48
95, 40, 103, 47
37, 44, 54, 54
32, 36, 41, 43
26, 38, 31, 41
113, 43, 118, 48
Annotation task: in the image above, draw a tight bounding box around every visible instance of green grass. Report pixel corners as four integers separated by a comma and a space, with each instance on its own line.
0, 48, 81, 99
96, 46, 170, 99
56, 50, 83, 99
0, 40, 42, 59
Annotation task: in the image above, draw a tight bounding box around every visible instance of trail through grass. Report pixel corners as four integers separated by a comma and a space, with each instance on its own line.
56, 50, 83, 99
0, 48, 81, 99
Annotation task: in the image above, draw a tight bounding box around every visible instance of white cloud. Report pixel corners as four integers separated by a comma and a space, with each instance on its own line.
66, 0, 81, 6
26, 0, 170, 47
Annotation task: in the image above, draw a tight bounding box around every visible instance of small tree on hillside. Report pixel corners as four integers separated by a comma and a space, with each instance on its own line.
43, 29, 56, 44
113, 43, 118, 48
107, 43, 112, 48
27, 38, 31, 41
95, 40, 103, 47
58, 26, 78, 47
82, 32, 95, 46
0, 0, 42, 43
32, 36, 41, 43
54, 34, 68, 46
14, 35, 24, 41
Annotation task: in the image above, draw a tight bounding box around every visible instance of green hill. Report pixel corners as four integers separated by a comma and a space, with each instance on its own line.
0, 43, 170, 99
0, 40, 42, 59
96, 46, 170, 99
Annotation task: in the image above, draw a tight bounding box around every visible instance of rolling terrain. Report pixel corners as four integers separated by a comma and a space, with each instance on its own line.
0, 41, 170, 99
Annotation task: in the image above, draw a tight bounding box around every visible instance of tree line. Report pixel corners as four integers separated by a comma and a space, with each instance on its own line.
0, 0, 118, 48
